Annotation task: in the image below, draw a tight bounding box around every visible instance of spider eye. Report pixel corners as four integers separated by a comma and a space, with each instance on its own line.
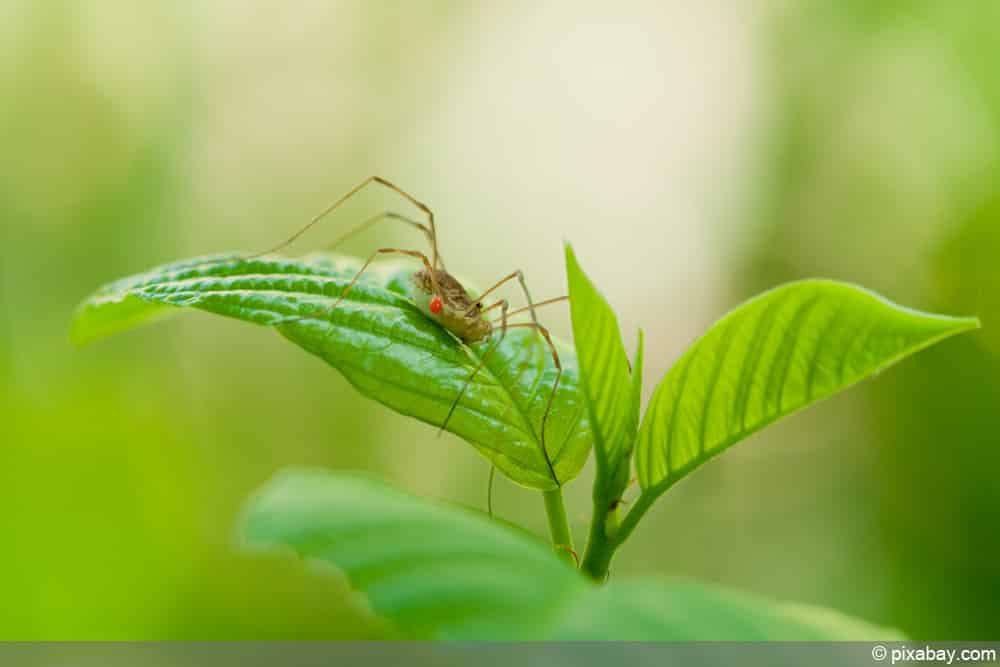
429, 295, 443, 314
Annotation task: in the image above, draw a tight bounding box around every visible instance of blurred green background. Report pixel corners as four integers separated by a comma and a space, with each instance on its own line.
1, 0, 996, 639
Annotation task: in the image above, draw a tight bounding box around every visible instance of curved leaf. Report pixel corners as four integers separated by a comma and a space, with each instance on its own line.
549, 578, 903, 640
72, 253, 590, 489
240, 468, 587, 639
241, 468, 904, 640
565, 245, 634, 496
627, 328, 645, 448
636, 280, 980, 492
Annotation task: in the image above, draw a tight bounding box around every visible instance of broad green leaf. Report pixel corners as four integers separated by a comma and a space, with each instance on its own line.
72, 253, 590, 490
626, 328, 645, 446
549, 578, 903, 640
241, 468, 904, 640
565, 245, 634, 495
240, 468, 588, 639
636, 279, 980, 492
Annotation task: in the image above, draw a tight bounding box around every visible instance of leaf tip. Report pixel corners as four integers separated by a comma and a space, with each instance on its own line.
928, 313, 982, 338
563, 241, 579, 269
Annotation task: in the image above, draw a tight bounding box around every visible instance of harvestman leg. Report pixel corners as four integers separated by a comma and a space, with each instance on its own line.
270, 248, 440, 326
503, 320, 564, 485
439, 299, 511, 436
498, 296, 568, 319
457, 269, 549, 491
246, 175, 445, 270
441, 298, 563, 487
475, 270, 564, 483
470, 297, 571, 518
482, 318, 575, 563
439, 267, 548, 438
323, 211, 434, 257
466, 270, 540, 326
462, 270, 563, 458
437, 297, 526, 516
487, 317, 580, 566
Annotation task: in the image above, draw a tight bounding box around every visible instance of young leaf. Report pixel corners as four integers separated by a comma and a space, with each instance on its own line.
565, 244, 634, 495
242, 468, 904, 640
635, 280, 980, 495
549, 578, 903, 641
240, 468, 588, 640
626, 329, 645, 445
71, 253, 590, 490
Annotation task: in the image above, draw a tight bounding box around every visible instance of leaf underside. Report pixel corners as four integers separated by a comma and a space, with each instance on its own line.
71, 252, 591, 490
242, 468, 903, 640
636, 279, 980, 493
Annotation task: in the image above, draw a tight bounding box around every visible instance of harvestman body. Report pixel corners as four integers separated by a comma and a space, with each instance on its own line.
250, 177, 569, 490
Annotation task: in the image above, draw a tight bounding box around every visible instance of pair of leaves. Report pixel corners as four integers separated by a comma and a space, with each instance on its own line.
565, 247, 980, 525
71, 252, 590, 489
242, 468, 903, 640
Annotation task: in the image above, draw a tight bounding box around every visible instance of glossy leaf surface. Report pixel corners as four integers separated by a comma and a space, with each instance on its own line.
72, 253, 590, 489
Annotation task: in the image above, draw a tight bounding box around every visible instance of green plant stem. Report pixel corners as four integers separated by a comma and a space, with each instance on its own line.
580, 460, 619, 580
581, 490, 658, 580
542, 488, 576, 566
580, 501, 615, 580
580, 457, 619, 580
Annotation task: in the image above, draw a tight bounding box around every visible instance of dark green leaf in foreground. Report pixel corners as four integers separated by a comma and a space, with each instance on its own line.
635, 280, 980, 494
549, 578, 903, 641
565, 245, 634, 497
71, 253, 590, 489
241, 468, 903, 640
240, 468, 586, 639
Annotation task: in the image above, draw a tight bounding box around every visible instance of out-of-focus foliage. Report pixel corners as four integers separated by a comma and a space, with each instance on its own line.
548, 578, 902, 641
242, 468, 903, 640
242, 468, 583, 640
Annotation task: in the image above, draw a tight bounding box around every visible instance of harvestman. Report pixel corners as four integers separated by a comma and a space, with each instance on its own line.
250, 177, 569, 496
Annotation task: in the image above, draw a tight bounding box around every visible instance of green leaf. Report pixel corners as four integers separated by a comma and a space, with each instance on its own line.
241, 468, 903, 640
240, 468, 588, 639
636, 279, 980, 493
565, 244, 634, 496
626, 328, 645, 447
72, 253, 590, 490
549, 578, 903, 640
